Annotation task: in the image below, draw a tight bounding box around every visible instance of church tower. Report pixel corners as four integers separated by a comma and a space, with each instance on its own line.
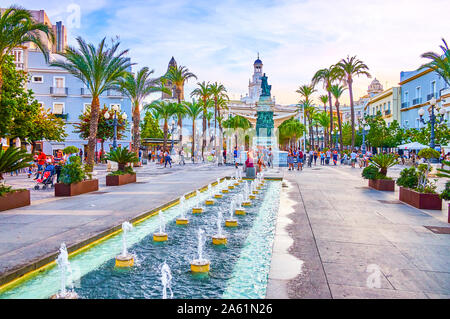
248, 54, 263, 101
162, 56, 177, 100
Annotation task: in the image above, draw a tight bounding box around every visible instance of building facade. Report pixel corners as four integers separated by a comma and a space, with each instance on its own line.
365, 87, 401, 126
399, 68, 449, 129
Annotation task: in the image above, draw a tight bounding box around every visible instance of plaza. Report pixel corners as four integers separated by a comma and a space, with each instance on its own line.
0, 2, 449, 302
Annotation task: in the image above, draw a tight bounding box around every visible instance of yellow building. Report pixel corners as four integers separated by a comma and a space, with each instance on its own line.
365, 87, 401, 126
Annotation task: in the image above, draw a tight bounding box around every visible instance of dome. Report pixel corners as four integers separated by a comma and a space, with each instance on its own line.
368, 78, 383, 94
254, 58, 262, 65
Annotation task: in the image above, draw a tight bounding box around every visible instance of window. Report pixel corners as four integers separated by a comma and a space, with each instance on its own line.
416, 87, 421, 98
388, 101, 391, 111
32, 76, 43, 83
415, 118, 420, 128
53, 77, 65, 88
52, 103, 64, 114
11, 49, 23, 63
431, 81, 436, 94
404, 120, 409, 128
383, 103, 386, 110
404, 91, 408, 102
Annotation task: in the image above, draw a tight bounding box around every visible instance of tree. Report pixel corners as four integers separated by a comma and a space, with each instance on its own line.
145, 100, 177, 152
164, 65, 197, 103
0, 55, 66, 150
319, 95, 329, 112
0, 6, 54, 102
316, 111, 330, 149
191, 81, 211, 159
222, 115, 252, 150
312, 66, 339, 147
278, 118, 306, 149
0, 147, 33, 180
118, 67, 168, 154
330, 84, 347, 151
208, 82, 229, 153
183, 101, 203, 162
141, 111, 164, 139
404, 122, 450, 146
336, 56, 371, 149
418, 38, 450, 86
51, 37, 133, 171
73, 104, 127, 157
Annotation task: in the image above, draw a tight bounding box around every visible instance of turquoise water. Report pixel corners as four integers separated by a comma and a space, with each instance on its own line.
1, 180, 281, 299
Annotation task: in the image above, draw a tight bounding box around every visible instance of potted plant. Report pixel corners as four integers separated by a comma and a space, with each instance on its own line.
0, 147, 33, 211
55, 156, 98, 196
437, 161, 450, 222
362, 153, 396, 191
397, 164, 441, 210
105, 147, 138, 186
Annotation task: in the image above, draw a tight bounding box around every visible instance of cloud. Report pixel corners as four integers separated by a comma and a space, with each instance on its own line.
7, 0, 450, 105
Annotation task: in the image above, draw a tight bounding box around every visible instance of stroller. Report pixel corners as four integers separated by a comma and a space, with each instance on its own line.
34, 165, 56, 190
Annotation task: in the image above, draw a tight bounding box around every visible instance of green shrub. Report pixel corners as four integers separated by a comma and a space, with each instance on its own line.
0, 147, 33, 180
441, 181, 450, 200
109, 166, 135, 176
437, 160, 450, 178
59, 156, 86, 185
418, 148, 440, 160
362, 165, 379, 180
63, 146, 79, 155
105, 147, 138, 172
396, 167, 419, 189
0, 184, 25, 197
369, 153, 397, 177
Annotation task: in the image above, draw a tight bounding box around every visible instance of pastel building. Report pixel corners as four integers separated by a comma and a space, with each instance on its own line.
365, 87, 401, 126
399, 68, 449, 129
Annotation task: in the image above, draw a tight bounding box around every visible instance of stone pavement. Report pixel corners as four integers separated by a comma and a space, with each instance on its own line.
267, 164, 450, 299
0, 163, 235, 281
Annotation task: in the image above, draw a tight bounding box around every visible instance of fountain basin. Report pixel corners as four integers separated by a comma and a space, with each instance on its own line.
212, 236, 227, 245
225, 220, 238, 227
115, 254, 134, 267
249, 195, 256, 200
214, 194, 223, 199
228, 185, 235, 190
176, 218, 189, 225
221, 189, 229, 194
242, 201, 252, 207
252, 190, 259, 195
205, 200, 214, 205
153, 232, 168, 242
192, 207, 203, 214
234, 182, 240, 186
50, 291, 79, 299
190, 259, 210, 273
235, 209, 246, 216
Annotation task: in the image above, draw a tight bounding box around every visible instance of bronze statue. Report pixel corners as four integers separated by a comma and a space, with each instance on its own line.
260, 73, 271, 97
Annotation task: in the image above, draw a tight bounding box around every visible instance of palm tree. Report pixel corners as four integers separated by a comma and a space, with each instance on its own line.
118, 67, 168, 154
164, 65, 197, 103
222, 115, 252, 150
172, 102, 187, 149
183, 101, 203, 162
278, 119, 305, 149
312, 66, 339, 147
336, 56, 371, 149
316, 112, 330, 149
418, 38, 450, 86
145, 100, 178, 152
51, 37, 133, 170
0, 6, 55, 101
296, 84, 316, 103
191, 81, 211, 159
208, 82, 229, 151
319, 95, 329, 112
204, 111, 214, 133
330, 84, 347, 152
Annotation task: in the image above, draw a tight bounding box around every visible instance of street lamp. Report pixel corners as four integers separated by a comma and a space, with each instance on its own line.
418, 97, 445, 160
361, 121, 370, 155
104, 106, 127, 150
169, 119, 178, 155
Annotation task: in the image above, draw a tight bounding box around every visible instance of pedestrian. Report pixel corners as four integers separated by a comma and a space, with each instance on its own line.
332, 149, 338, 166
350, 150, 357, 168
164, 150, 172, 168
287, 150, 294, 170
179, 149, 186, 165
314, 150, 318, 166
297, 149, 303, 170
320, 151, 325, 165
326, 149, 331, 165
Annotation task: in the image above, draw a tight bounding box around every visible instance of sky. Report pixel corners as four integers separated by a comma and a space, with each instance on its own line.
5, 0, 450, 105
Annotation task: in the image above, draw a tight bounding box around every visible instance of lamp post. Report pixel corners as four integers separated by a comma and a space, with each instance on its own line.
169, 119, 179, 155
361, 121, 370, 155
418, 97, 445, 162
104, 105, 127, 150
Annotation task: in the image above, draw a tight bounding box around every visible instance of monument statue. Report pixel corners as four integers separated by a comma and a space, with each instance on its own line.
260, 73, 271, 97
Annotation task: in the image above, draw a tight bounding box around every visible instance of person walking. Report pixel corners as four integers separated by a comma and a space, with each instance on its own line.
332, 149, 338, 166
350, 150, 357, 168
308, 149, 313, 167
287, 150, 294, 171
297, 149, 303, 171
313, 150, 318, 166
164, 150, 172, 168
320, 151, 325, 165
179, 149, 186, 165
326, 149, 331, 165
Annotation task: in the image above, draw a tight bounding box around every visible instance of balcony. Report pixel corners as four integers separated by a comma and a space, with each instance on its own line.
384, 109, 391, 116
81, 88, 92, 96
426, 92, 439, 101
107, 89, 124, 98
401, 102, 409, 108
50, 87, 68, 96
53, 113, 68, 120
412, 98, 422, 105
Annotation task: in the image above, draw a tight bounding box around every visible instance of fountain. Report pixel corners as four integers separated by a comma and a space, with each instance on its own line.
115, 222, 135, 267
191, 190, 204, 213
190, 229, 210, 273
176, 195, 189, 225
212, 208, 227, 245
50, 243, 78, 299
234, 170, 241, 186
215, 179, 224, 198
242, 182, 252, 207
249, 181, 257, 200
160, 262, 173, 299
153, 211, 168, 242
225, 200, 238, 227
251, 181, 259, 195
234, 194, 246, 215
205, 185, 215, 206
228, 177, 235, 190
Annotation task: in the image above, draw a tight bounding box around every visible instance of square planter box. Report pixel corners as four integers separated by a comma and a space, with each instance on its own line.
55, 179, 99, 197
369, 179, 395, 191
399, 186, 442, 210
106, 173, 136, 186
0, 189, 30, 212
